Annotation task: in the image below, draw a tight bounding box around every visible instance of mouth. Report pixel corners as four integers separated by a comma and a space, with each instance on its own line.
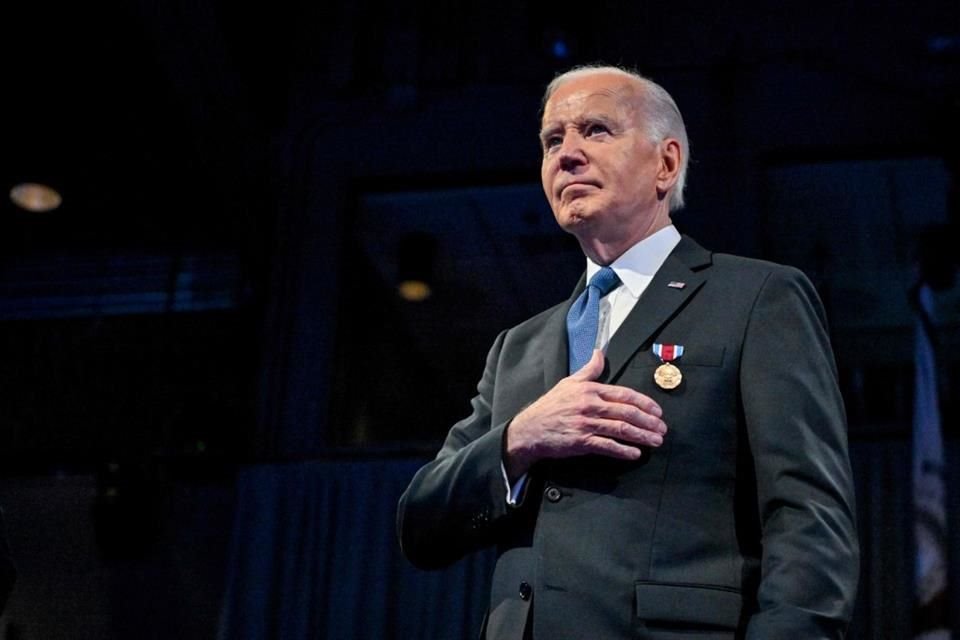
558, 181, 599, 199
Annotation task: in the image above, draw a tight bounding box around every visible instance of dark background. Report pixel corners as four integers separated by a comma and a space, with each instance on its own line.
0, 1, 958, 638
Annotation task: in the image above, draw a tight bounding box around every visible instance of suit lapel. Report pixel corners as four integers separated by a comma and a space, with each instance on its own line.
604, 236, 712, 382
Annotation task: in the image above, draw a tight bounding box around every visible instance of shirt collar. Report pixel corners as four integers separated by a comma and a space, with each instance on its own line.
585, 225, 682, 298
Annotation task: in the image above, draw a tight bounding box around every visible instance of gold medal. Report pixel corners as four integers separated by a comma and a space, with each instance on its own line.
654, 362, 682, 390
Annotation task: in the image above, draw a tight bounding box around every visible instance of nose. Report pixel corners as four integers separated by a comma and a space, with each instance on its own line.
557, 134, 586, 171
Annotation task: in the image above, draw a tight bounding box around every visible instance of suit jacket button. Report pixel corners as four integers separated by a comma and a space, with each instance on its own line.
518, 581, 532, 601
544, 486, 562, 503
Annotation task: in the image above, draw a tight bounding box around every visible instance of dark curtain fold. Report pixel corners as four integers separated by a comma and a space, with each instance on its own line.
0, 508, 14, 615
218, 459, 494, 640
219, 440, 957, 639
847, 439, 912, 640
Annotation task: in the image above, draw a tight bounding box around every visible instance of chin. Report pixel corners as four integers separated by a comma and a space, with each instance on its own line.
558, 206, 596, 230
556, 214, 583, 232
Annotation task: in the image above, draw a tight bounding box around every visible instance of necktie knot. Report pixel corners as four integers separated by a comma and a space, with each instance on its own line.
589, 266, 620, 297
566, 267, 621, 373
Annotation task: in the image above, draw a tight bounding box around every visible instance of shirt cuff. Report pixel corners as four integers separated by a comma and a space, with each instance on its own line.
501, 463, 528, 506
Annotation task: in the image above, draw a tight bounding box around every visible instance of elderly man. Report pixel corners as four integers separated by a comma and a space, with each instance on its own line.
397, 65, 859, 639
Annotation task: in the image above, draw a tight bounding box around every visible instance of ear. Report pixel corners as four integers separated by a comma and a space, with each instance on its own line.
655, 138, 682, 197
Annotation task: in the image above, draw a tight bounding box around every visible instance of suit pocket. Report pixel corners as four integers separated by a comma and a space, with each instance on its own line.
634, 582, 742, 630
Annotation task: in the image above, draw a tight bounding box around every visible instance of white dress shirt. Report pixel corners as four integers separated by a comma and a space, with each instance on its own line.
503, 225, 682, 504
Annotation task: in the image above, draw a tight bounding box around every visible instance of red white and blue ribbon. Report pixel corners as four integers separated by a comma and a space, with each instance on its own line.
652, 343, 684, 362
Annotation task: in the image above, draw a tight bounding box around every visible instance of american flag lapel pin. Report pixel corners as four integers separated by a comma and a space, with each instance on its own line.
667, 281, 686, 289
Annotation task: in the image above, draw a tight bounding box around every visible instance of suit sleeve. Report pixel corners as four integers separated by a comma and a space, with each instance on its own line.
740, 267, 859, 638
397, 330, 518, 570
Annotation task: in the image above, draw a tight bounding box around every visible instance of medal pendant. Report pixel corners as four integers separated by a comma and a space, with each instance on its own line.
654, 362, 682, 390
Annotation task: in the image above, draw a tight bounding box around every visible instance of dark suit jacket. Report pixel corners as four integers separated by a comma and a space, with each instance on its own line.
398, 236, 859, 639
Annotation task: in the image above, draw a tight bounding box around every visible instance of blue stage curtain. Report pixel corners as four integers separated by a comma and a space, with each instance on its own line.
219, 441, 958, 639
847, 439, 912, 640
218, 459, 494, 640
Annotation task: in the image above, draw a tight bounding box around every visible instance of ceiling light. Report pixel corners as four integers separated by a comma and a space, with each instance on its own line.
398, 280, 432, 302
397, 232, 437, 302
10, 182, 62, 212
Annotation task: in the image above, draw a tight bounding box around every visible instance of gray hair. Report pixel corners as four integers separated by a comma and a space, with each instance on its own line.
542, 65, 690, 211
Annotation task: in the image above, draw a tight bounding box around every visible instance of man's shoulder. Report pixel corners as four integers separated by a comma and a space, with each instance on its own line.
711, 252, 805, 278
684, 234, 808, 283
706, 251, 824, 317
679, 236, 817, 297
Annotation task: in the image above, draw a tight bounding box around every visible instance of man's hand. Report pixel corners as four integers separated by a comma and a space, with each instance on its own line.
503, 349, 667, 480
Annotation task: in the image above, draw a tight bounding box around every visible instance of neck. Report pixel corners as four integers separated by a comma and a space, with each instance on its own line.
577, 213, 672, 266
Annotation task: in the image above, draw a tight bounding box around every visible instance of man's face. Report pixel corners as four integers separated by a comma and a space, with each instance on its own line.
540, 73, 671, 255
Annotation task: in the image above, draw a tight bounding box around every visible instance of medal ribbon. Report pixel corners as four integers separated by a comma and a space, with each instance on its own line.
652, 343, 684, 362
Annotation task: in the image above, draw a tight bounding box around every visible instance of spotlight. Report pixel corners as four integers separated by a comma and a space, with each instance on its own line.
10, 182, 62, 212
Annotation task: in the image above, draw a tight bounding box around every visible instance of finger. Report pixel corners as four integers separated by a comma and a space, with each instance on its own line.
589, 402, 667, 435
569, 348, 605, 382
581, 436, 644, 461
588, 418, 665, 447
596, 385, 663, 418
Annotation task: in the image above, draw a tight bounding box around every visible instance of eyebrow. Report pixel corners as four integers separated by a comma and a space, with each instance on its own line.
538, 124, 561, 142
539, 113, 620, 141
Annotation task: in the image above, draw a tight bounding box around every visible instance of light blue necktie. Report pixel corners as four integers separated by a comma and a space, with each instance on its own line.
566, 266, 621, 373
